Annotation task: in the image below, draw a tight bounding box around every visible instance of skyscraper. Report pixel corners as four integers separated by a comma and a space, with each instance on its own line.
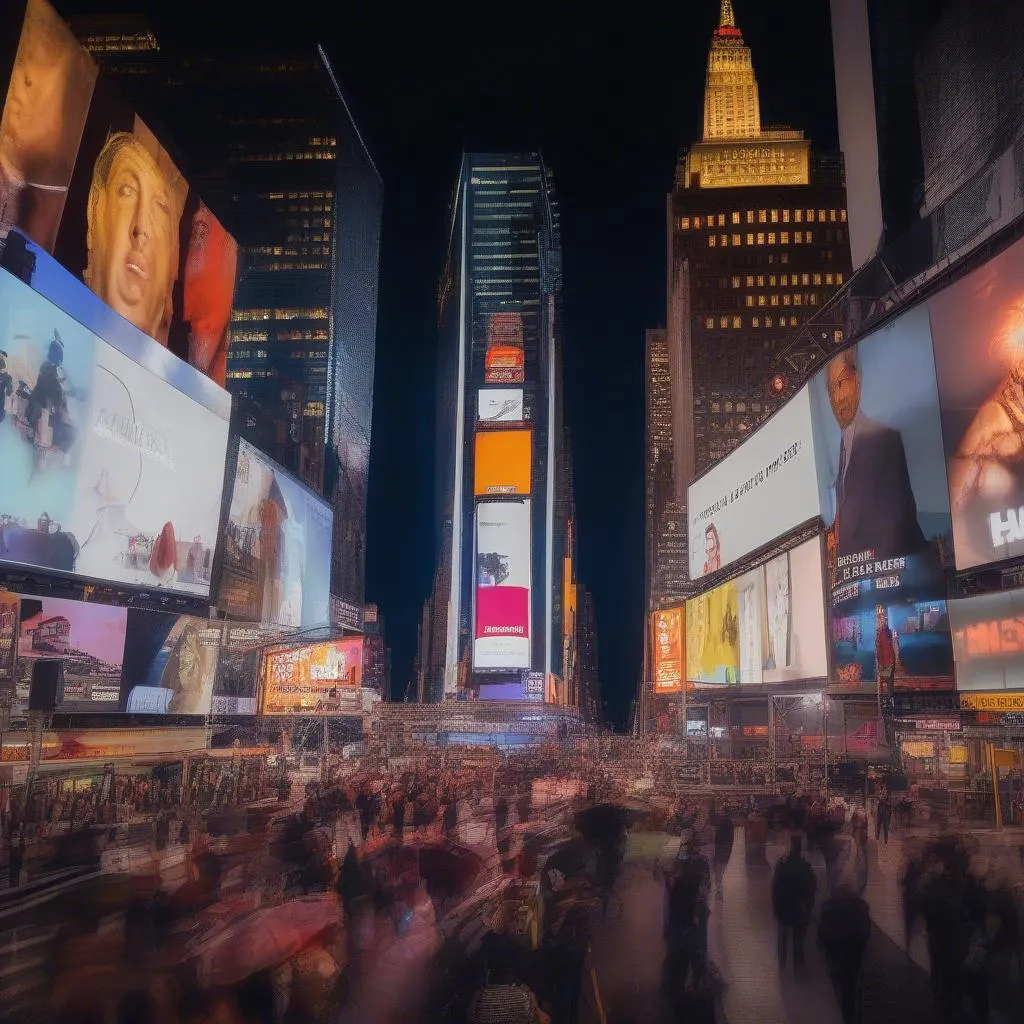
421, 153, 571, 704
72, 20, 382, 623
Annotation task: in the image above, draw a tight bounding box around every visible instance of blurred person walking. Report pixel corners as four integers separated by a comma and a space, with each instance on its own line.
771, 834, 817, 974
875, 791, 892, 845
711, 808, 735, 899
818, 884, 871, 1024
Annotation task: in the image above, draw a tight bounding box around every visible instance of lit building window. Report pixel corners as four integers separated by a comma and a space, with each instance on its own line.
825, 273, 834, 285
840, 209, 847, 222
755, 275, 763, 287
752, 317, 760, 328
829, 209, 837, 222
758, 294, 766, 307
746, 211, 754, 224
745, 295, 754, 307
745, 275, 754, 287
836, 272, 845, 284
770, 294, 779, 306
794, 294, 803, 306
733, 316, 742, 329
733, 234, 741, 247
818, 210, 826, 222
810, 294, 818, 306
720, 316, 728, 329
781, 275, 789, 286
768, 232, 776, 245
794, 210, 802, 223
834, 329, 844, 343
795, 232, 803, 244
765, 316, 773, 328
800, 274, 809, 286
708, 235, 716, 247
783, 294, 791, 306
721, 234, 728, 246
805, 210, 813, 222
718, 214, 726, 227
806, 230, 813, 243
731, 276, 741, 288
680, 216, 690, 230
693, 216, 702, 229
770, 210, 779, 223
731, 211, 741, 225
780, 231, 789, 244
758, 210, 767, 223
746, 233, 754, 245
757, 233, 765, 245
782, 209, 791, 223
813, 273, 822, 285
706, 317, 715, 329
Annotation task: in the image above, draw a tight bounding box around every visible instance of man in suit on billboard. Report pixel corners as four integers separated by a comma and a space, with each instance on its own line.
826, 348, 928, 561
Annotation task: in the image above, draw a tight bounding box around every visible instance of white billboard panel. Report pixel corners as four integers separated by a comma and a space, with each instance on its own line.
474, 500, 531, 670
478, 389, 524, 423
688, 385, 822, 580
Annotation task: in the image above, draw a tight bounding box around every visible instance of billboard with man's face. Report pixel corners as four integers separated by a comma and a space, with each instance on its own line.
0, 0, 238, 386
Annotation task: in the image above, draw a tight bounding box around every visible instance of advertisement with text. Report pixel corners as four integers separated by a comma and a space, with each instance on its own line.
211, 624, 284, 716
474, 429, 532, 497
948, 589, 1024, 692
809, 305, 954, 694
0, 269, 228, 595
16, 593, 125, 712
0, 0, 238, 385
686, 569, 764, 686
217, 439, 332, 629
688, 385, 822, 580
261, 638, 364, 716
120, 609, 221, 715
478, 389, 524, 423
929, 234, 1024, 571
651, 607, 684, 693
474, 500, 531, 671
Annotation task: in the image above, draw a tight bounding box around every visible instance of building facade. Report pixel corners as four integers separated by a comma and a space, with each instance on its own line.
420, 153, 576, 704
72, 20, 382, 621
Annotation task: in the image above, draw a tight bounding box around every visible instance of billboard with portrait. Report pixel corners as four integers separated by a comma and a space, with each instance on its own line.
0, 268, 228, 596
16, 593, 126, 711
688, 385, 822, 580
761, 537, 828, 684
216, 439, 332, 629
0, 0, 238, 386
651, 607, 684, 693
686, 568, 765, 686
929, 235, 1024, 571
474, 430, 532, 497
474, 500, 531, 670
809, 305, 954, 694
948, 590, 1024, 692
478, 389, 524, 423
120, 609, 220, 715
261, 638, 364, 716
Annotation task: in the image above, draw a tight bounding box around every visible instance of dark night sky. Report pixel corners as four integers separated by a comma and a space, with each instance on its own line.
59, 0, 839, 729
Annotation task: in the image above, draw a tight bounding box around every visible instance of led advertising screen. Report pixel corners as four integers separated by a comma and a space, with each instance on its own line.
0, 0, 239, 386
0, 268, 229, 596
120, 609, 220, 715
686, 568, 764, 686
688, 385, 821, 581
651, 607, 684, 693
474, 430, 532, 497
16, 593, 126, 711
211, 624, 283, 716
809, 305, 954, 694
948, 590, 1024, 692
478, 389, 524, 423
261, 638, 364, 716
929, 234, 1024, 571
474, 500, 531, 670
484, 347, 525, 385
217, 439, 332, 628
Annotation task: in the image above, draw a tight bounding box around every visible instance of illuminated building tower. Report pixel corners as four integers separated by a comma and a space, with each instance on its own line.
72, 19, 382, 622
421, 153, 569, 703
668, 0, 853, 496
576, 585, 601, 725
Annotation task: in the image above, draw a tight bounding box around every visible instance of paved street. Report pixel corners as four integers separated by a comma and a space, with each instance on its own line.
587, 824, 937, 1024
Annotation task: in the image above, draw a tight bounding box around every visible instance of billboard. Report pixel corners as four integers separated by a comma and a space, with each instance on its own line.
0, 268, 229, 596
16, 593, 126, 711
217, 439, 332, 628
948, 590, 1024, 692
686, 568, 763, 686
478, 389, 524, 423
0, 0, 238, 386
929, 234, 1024, 571
651, 607, 684, 693
474, 500, 531, 670
120, 610, 221, 715
211, 624, 280, 716
484, 346, 525, 385
809, 305, 954, 694
261, 638, 364, 716
688, 385, 821, 580
474, 430, 532, 497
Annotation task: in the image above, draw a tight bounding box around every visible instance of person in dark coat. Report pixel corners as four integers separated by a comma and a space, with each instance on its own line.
712, 812, 735, 899
875, 793, 892, 845
494, 794, 509, 835
772, 834, 817, 973
393, 789, 407, 843
818, 884, 872, 1024
8, 832, 25, 888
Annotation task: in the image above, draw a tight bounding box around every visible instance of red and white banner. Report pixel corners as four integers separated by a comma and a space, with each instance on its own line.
474, 500, 531, 669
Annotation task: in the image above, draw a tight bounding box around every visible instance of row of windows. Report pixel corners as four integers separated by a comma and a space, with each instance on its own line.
226, 369, 277, 380
231, 329, 330, 344
731, 272, 844, 288
680, 208, 847, 230
261, 192, 333, 200
233, 307, 330, 322
708, 401, 763, 415
745, 292, 821, 308
247, 245, 330, 257
248, 262, 328, 272
708, 230, 831, 248
236, 151, 335, 163
703, 315, 802, 329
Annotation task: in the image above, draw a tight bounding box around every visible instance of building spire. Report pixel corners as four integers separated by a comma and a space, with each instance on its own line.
720, 0, 735, 28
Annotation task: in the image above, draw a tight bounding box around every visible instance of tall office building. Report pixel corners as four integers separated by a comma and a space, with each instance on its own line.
668, 0, 852, 497
420, 153, 570, 703
72, 20, 383, 622
576, 586, 601, 725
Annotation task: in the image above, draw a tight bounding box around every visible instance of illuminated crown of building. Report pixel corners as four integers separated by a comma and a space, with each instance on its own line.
703, 0, 761, 140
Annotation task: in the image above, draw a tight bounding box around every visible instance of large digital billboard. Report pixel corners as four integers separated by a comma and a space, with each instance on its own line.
474, 500, 531, 670
16, 593, 126, 711
948, 590, 1024, 692
652, 607, 684, 693
120, 609, 221, 715
484, 312, 525, 385
478, 389, 524, 423
0, 268, 229, 596
217, 439, 332, 628
809, 305, 954, 694
211, 624, 280, 716
0, 0, 238, 386
261, 638, 363, 716
686, 568, 762, 686
929, 234, 1024, 571
688, 385, 821, 580
474, 430, 532, 497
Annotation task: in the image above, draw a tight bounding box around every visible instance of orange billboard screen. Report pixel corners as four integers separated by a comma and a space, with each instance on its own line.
475, 430, 532, 497
261, 638, 363, 716
652, 608, 685, 692
485, 345, 525, 384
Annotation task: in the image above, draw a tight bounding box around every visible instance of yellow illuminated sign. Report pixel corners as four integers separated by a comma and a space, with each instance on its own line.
687, 139, 810, 189
959, 693, 1024, 711
474, 430, 532, 497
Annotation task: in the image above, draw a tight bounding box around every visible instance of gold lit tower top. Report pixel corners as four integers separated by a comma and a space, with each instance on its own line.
679, 0, 810, 189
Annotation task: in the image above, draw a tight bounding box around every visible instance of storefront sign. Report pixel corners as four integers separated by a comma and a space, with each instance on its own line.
893, 693, 960, 715
959, 693, 1024, 711
906, 717, 961, 732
